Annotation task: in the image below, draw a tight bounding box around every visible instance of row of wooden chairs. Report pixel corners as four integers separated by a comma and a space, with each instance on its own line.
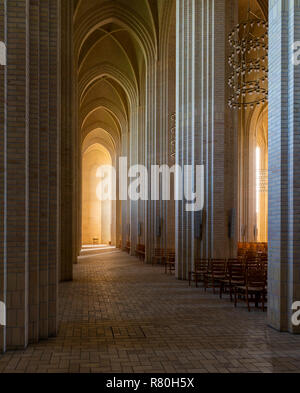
238, 242, 268, 255
239, 249, 268, 259
189, 258, 267, 312
152, 248, 176, 274
125, 246, 174, 269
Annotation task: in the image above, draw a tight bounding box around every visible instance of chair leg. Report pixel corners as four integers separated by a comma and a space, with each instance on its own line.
234, 288, 237, 308
188, 272, 191, 287
219, 283, 223, 299
255, 293, 259, 308
246, 289, 251, 312
262, 291, 265, 312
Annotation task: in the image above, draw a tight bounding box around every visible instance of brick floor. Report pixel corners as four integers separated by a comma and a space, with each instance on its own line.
1, 247, 300, 373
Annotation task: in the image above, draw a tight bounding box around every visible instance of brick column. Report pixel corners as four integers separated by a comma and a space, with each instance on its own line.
130, 106, 139, 256
176, 0, 194, 279
0, 0, 5, 353
268, 0, 300, 333
0, 0, 60, 351
38, 0, 50, 340
48, 0, 59, 338
60, 0, 74, 281
28, 0, 40, 344
5, 0, 29, 349
176, 0, 237, 280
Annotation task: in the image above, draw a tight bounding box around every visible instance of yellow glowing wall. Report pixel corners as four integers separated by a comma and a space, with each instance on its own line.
82, 144, 112, 245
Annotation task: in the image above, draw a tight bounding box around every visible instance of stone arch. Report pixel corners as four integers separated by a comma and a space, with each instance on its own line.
79, 62, 138, 109
82, 129, 116, 159
81, 121, 120, 153
80, 98, 127, 133
74, 3, 157, 65
77, 28, 138, 85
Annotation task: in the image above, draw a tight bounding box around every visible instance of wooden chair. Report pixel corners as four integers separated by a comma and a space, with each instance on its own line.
245, 250, 258, 260
219, 259, 245, 301
234, 266, 267, 312
260, 258, 268, 286
135, 244, 146, 261
152, 248, 165, 266
189, 259, 209, 287
204, 259, 226, 294
246, 258, 260, 269
164, 250, 176, 274
124, 241, 131, 254
238, 248, 247, 258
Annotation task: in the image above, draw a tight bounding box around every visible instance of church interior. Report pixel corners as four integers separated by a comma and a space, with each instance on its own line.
1, 0, 300, 374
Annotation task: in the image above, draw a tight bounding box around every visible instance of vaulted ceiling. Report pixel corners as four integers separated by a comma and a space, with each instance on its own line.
74, 0, 160, 154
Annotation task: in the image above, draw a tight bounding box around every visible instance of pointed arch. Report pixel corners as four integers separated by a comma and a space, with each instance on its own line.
79, 62, 138, 109
74, 3, 157, 65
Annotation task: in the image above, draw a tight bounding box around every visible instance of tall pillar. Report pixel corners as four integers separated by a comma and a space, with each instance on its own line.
28, 0, 40, 344
121, 131, 129, 250
160, 1, 176, 253
48, 0, 59, 338
60, 0, 74, 281
268, 0, 300, 333
4, 0, 29, 350
130, 106, 139, 255
0, 0, 60, 352
38, 0, 50, 340
0, 0, 5, 353
176, 0, 237, 280
145, 61, 157, 263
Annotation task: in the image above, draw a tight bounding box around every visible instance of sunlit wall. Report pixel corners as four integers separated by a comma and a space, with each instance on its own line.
82, 143, 112, 245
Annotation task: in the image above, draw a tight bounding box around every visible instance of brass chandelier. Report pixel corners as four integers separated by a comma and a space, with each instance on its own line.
228, 5, 268, 110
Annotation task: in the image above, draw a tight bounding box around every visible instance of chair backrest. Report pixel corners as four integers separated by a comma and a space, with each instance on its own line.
154, 248, 164, 257
194, 259, 209, 272
259, 254, 268, 262
259, 259, 268, 275
246, 251, 258, 259
210, 259, 226, 276
246, 258, 260, 269
238, 248, 247, 257
137, 244, 145, 251
227, 258, 240, 264
166, 250, 175, 261
246, 267, 266, 288
228, 259, 245, 283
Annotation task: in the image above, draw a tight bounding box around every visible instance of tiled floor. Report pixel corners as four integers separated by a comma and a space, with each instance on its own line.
1, 247, 300, 373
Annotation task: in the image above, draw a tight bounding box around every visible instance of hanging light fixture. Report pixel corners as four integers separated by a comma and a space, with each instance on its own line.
170, 113, 176, 161
228, 1, 268, 110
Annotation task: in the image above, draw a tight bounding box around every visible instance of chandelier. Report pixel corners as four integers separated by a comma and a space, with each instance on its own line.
228, 6, 268, 110
170, 113, 176, 161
